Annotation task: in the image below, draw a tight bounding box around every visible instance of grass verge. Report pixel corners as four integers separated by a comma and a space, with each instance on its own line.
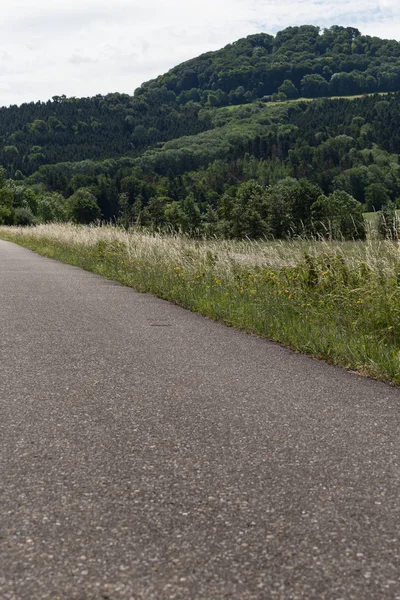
1, 224, 400, 384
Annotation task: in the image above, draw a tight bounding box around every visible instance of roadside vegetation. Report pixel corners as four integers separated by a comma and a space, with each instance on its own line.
2, 223, 400, 385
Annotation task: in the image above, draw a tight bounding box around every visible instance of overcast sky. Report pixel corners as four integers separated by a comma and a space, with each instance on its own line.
1, 0, 399, 107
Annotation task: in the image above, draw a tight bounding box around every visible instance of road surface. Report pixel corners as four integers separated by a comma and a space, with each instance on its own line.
1, 239, 400, 600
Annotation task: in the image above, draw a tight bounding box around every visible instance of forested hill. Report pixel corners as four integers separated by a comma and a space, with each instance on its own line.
1, 25, 400, 240
138, 25, 400, 105
1, 25, 400, 178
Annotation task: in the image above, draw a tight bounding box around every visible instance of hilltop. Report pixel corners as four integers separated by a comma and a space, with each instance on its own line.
138, 25, 400, 105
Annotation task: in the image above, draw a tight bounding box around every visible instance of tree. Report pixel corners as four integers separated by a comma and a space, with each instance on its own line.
0, 167, 16, 225
333, 166, 369, 203
365, 183, 391, 211
3, 145, 20, 174
181, 194, 201, 233
329, 72, 362, 96
37, 192, 68, 223
301, 74, 329, 97
265, 178, 298, 238
230, 181, 270, 238
68, 188, 101, 224
288, 179, 323, 234
377, 201, 398, 239
147, 196, 168, 229
271, 92, 287, 102
311, 190, 366, 240
0, 203, 15, 225
164, 201, 184, 231
278, 80, 299, 99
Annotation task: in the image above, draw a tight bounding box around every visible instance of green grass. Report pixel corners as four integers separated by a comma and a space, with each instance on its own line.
1, 224, 400, 385
218, 91, 392, 112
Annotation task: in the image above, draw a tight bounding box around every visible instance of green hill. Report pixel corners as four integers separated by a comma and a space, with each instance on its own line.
138, 25, 400, 106
0, 25, 400, 238
1, 25, 400, 178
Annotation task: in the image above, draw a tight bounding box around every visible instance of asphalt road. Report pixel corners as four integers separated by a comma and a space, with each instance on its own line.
1, 239, 400, 600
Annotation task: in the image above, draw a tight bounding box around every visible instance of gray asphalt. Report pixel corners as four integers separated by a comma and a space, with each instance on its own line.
1, 240, 400, 600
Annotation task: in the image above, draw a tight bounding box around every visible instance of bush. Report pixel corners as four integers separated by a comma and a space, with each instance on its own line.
14, 207, 36, 226
0, 205, 15, 225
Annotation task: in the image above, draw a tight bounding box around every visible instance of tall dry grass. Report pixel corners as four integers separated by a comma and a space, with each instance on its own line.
3, 222, 399, 273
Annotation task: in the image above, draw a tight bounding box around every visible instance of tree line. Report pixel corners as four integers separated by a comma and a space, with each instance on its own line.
2, 92, 400, 239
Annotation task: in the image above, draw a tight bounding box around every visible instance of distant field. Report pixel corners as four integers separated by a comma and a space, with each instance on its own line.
220, 91, 391, 112
1, 224, 400, 385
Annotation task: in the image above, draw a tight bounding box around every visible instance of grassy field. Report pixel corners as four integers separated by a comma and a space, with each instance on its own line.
1, 223, 400, 384
221, 91, 391, 112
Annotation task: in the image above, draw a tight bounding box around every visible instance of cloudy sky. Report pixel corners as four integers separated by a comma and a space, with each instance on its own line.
1, 0, 399, 107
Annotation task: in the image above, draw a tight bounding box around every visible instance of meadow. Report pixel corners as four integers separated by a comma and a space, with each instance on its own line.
1, 223, 399, 384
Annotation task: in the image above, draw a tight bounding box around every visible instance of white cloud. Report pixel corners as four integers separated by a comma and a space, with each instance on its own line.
0, 0, 399, 107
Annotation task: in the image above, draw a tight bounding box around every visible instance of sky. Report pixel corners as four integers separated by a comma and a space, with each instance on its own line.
1, 0, 399, 107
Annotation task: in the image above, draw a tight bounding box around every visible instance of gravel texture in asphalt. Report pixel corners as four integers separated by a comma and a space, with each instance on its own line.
1, 239, 400, 600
